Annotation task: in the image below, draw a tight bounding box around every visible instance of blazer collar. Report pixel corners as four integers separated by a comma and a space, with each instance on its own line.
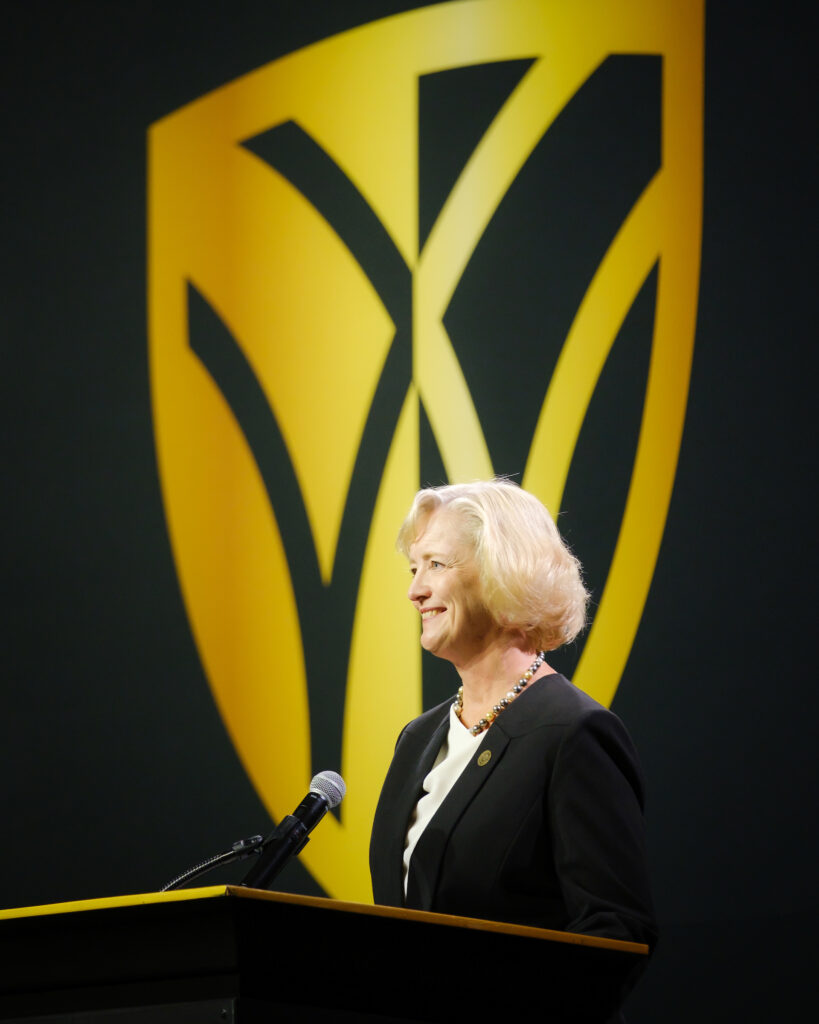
379, 708, 450, 906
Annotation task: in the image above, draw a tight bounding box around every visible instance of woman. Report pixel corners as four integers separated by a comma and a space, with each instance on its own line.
369, 480, 657, 949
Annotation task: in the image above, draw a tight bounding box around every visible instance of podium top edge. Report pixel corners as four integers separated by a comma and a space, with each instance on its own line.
0, 885, 230, 920
0, 885, 648, 956
224, 888, 649, 954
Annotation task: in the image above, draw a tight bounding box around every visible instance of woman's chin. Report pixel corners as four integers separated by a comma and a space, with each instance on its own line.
420, 629, 447, 658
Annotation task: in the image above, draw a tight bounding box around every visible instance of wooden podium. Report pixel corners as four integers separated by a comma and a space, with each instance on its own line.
0, 886, 648, 1022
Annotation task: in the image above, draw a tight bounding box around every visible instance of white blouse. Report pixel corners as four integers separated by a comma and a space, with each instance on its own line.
402, 703, 482, 896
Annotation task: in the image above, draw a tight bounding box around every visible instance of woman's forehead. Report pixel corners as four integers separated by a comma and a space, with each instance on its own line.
409, 507, 470, 559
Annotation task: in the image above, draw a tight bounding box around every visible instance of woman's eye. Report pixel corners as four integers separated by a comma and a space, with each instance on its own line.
430, 560, 443, 569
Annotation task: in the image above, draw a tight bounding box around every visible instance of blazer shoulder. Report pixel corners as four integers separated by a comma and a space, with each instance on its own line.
400, 697, 453, 742
498, 672, 602, 731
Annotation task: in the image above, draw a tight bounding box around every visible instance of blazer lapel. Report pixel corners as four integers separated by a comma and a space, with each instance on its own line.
406, 724, 512, 911
376, 710, 450, 906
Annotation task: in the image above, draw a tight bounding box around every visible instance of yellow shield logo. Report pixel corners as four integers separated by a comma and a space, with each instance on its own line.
148, 0, 703, 901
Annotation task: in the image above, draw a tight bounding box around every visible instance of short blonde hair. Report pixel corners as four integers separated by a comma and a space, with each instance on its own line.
397, 479, 588, 652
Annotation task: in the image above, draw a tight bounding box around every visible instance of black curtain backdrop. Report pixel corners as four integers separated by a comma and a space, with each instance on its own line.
2, 2, 815, 1020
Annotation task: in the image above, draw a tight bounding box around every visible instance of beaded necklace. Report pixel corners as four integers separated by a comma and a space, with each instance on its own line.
453, 651, 546, 736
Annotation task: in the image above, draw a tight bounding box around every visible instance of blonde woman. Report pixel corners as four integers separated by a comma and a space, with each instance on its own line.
370, 480, 656, 949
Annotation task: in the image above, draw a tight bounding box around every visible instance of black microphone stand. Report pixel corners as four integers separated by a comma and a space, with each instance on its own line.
241, 791, 328, 890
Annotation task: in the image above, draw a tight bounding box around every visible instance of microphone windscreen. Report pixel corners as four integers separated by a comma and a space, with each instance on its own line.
310, 770, 346, 809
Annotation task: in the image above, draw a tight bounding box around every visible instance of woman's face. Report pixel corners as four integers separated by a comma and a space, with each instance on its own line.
407, 508, 497, 667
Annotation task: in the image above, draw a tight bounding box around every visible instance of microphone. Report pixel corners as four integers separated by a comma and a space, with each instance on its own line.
241, 771, 345, 891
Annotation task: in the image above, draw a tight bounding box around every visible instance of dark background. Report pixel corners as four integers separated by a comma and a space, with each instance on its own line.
2, 2, 815, 1020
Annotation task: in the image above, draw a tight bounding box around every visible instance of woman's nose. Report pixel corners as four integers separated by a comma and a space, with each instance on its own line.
408, 572, 429, 603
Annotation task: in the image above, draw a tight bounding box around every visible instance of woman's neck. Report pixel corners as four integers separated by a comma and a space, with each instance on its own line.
455, 642, 553, 729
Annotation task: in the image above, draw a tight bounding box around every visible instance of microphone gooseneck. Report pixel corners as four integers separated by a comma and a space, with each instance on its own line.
160, 834, 264, 892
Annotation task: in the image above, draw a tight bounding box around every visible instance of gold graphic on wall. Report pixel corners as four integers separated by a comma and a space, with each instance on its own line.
148, 0, 704, 901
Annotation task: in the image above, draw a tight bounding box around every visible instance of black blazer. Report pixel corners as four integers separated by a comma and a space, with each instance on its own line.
370, 673, 657, 946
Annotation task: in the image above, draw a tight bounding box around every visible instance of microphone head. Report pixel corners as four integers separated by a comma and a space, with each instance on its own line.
310, 770, 346, 809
